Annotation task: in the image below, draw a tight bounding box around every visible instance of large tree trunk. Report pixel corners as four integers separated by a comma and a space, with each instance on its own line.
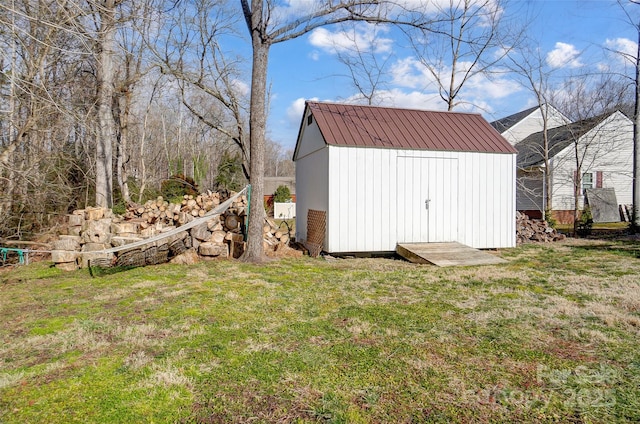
243, 44, 269, 262
242, 1, 268, 262
95, 0, 117, 208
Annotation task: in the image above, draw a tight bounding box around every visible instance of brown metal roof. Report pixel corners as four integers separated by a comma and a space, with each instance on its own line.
306, 101, 516, 154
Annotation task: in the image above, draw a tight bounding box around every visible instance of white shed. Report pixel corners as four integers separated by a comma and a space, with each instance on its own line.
293, 102, 517, 254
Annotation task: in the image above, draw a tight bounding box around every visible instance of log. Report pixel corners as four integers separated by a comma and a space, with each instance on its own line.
210, 231, 226, 244
191, 222, 211, 241
51, 250, 79, 263
225, 214, 241, 230
199, 242, 228, 257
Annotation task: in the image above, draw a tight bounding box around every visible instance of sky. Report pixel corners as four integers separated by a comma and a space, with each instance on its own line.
255, 0, 640, 151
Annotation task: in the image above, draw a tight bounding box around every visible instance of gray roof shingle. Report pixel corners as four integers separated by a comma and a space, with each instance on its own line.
516, 113, 612, 168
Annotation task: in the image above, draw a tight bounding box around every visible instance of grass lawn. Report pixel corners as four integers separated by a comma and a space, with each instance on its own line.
1, 239, 640, 423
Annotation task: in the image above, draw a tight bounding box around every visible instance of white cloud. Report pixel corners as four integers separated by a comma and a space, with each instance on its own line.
546, 42, 583, 69
389, 56, 521, 102
371, 89, 445, 110
390, 57, 435, 89
605, 37, 638, 64
286, 97, 318, 127
308, 23, 393, 55
231, 79, 249, 97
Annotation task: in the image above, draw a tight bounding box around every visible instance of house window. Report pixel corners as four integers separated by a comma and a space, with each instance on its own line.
307, 114, 313, 126
582, 172, 593, 192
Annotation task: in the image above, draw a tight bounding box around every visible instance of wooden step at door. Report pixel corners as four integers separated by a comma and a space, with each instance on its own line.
397, 242, 507, 267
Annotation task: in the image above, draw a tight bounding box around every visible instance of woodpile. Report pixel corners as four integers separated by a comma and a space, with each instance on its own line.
50, 189, 298, 270
263, 218, 301, 257
516, 211, 566, 244
123, 190, 245, 228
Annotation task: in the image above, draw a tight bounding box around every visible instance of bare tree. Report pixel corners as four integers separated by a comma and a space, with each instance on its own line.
0, 0, 95, 237
614, 0, 640, 230
506, 39, 563, 219
331, 23, 394, 104
150, 0, 251, 179
264, 139, 294, 177
113, 0, 156, 204
239, 0, 438, 262
94, 0, 119, 208
555, 75, 633, 234
406, 0, 521, 111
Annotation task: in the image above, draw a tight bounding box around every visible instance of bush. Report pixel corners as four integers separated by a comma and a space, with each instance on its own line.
544, 208, 557, 228
576, 207, 593, 237
273, 185, 291, 203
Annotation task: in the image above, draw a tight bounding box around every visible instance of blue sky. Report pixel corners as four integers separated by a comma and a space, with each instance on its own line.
259, 1, 640, 150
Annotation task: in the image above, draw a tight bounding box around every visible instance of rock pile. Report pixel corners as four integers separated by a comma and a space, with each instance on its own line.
51, 190, 296, 270
516, 211, 566, 244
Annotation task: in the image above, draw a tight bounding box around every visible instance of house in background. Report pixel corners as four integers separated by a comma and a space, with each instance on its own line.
293, 101, 517, 255
490, 104, 569, 146
264, 176, 296, 201
512, 110, 633, 223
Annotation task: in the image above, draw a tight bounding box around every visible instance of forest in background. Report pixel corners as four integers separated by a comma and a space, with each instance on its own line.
0, 0, 294, 240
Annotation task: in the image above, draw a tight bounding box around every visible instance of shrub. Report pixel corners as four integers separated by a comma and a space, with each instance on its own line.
576, 207, 593, 237
544, 208, 557, 228
273, 185, 291, 203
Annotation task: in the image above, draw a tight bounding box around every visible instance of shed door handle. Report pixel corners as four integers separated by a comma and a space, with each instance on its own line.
425, 199, 431, 210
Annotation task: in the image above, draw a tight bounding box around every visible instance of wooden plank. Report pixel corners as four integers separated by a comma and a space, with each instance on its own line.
397, 242, 507, 267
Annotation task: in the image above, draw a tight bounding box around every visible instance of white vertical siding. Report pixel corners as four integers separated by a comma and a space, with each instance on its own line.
395, 155, 459, 243
294, 146, 329, 246
322, 146, 515, 252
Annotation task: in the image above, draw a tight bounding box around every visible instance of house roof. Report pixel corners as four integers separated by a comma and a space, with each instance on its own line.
516, 111, 616, 168
264, 176, 295, 195
305, 102, 516, 154
489, 105, 539, 134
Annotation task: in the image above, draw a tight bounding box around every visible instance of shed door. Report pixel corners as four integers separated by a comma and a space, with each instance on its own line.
397, 156, 458, 243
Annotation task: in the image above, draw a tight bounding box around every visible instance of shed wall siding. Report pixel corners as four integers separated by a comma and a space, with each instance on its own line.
324, 146, 515, 252
295, 114, 327, 160
295, 146, 329, 247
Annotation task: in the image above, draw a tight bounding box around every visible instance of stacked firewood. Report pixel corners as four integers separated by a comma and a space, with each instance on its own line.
123, 191, 246, 227
516, 212, 566, 244
51, 190, 298, 270
263, 218, 291, 249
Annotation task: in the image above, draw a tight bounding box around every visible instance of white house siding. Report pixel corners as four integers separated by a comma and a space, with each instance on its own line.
550, 112, 633, 211
501, 107, 568, 145
321, 146, 516, 252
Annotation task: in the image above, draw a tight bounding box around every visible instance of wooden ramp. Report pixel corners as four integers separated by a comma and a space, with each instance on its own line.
397, 242, 507, 267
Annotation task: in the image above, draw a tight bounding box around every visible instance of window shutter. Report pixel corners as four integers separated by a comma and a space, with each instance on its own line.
596, 171, 603, 188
